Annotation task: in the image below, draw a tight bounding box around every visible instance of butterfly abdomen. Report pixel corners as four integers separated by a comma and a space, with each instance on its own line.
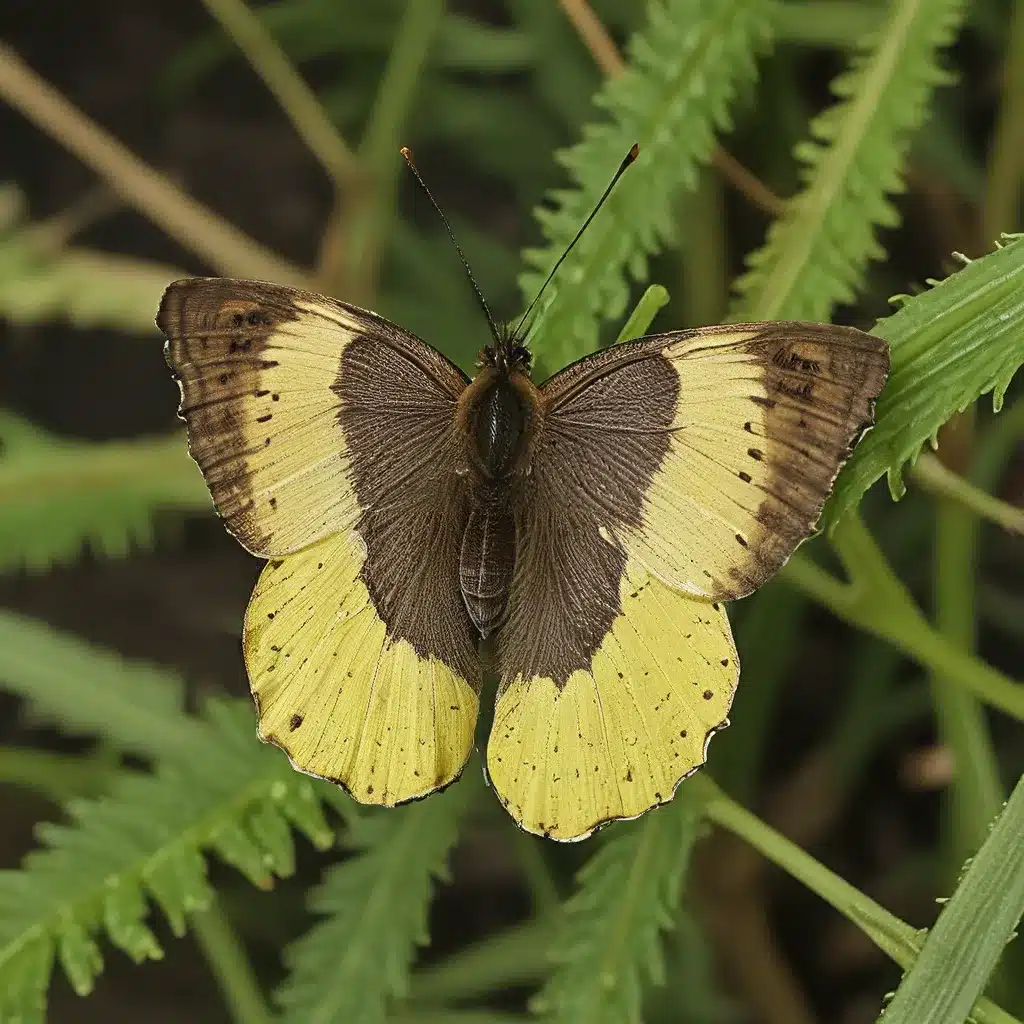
454, 361, 544, 637
460, 491, 516, 638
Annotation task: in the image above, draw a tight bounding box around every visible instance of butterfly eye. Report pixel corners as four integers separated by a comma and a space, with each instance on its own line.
510, 345, 532, 368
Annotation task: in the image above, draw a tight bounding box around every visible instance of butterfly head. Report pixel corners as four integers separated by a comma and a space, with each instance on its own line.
479, 329, 533, 379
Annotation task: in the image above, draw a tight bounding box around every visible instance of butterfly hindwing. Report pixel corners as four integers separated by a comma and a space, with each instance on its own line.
485, 381, 739, 839
245, 531, 479, 804
160, 277, 481, 804
490, 558, 737, 841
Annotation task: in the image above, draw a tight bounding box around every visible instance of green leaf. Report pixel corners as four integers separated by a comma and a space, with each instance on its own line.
825, 235, 1024, 526
773, 1, 886, 49
0, 413, 211, 571
519, 0, 774, 374
0, 610, 196, 759
0, 185, 183, 334
689, 774, 1017, 1024
531, 798, 701, 1024
0, 699, 334, 1021
614, 284, 670, 344
730, 0, 966, 322
275, 774, 476, 1024
161, 2, 530, 98
880, 772, 1024, 1024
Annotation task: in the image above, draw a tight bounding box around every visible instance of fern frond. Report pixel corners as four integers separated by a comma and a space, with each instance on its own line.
0, 413, 210, 571
0, 185, 182, 334
825, 235, 1024, 527
0, 611, 195, 759
0, 699, 334, 1023
880, 769, 1024, 1024
275, 771, 477, 1024
730, 0, 966, 322
531, 797, 701, 1024
519, 0, 773, 373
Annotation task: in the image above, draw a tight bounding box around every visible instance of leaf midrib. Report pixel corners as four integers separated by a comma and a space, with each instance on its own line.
751, 0, 927, 321
0, 764, 287, 985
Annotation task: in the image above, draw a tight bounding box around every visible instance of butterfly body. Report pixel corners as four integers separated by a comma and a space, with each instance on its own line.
159, 277, 889, 841
456, 339, 541, 635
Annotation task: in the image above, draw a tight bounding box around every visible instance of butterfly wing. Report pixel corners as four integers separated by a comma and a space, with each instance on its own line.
160, 278, 480, 803
487, 321, 888, 839
244, 527, 479, 805
159, 277, 470, 556
541, 321, 889, 599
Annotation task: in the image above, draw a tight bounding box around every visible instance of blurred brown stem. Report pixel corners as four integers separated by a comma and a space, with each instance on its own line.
557, 0, 785, 217
982, 0, 1024, 241
0, 42, 307, 285
29, 185, 121, 250
696, 830, 817, 1024
317, 0, 444, 302
199, 0, 361, 192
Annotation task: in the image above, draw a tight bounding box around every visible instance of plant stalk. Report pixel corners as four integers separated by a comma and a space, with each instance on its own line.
0, 44, 306, 285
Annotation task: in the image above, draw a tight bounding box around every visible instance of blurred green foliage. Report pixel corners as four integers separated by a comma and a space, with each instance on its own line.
0, 1, 1023, 1023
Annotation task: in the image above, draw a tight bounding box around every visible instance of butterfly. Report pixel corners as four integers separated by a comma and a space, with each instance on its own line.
158, 154, 889, 841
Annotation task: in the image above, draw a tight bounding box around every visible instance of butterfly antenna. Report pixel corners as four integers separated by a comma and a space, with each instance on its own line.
400, 147, 501, 347
514, 142, 639, 341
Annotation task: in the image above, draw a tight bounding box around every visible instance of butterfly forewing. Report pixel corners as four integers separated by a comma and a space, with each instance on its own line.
160, 277, 480, 805
542, 321, 890, 600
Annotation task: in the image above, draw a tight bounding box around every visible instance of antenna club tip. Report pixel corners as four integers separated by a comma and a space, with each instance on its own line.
400, 146, 413, 161
627, 142, 640, 162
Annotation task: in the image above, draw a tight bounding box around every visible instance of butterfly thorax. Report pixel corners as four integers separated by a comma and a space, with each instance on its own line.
455, 348, 542, 638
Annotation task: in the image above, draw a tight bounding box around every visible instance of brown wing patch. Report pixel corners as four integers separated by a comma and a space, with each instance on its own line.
337, 334, 477, 681
160, 278, 308, 551
497, 354, 678, 685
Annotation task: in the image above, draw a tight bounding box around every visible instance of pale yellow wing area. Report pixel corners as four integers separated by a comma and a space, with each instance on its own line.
541, 321, 889, 601
159, 277, 467, 557
488, 557, 736, 841
244, 531, 480, 804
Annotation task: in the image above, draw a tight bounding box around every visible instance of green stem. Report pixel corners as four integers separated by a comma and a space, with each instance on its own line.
511, 831, 561, 916
982, 0, 1024, 241
407, 917, 553, 1005
0, 747, 117, 803
191, 900, 274, 1024
912, 453, 1024, 535
930, 424, 1004, 876
687, 776, 1021, 1024
325, 0, 444, 302
972, 397, 1024, 492
0, 44, 306, 286
781, 515, 1024, 721
200, 0, 360, 190
680, 168, 728, 326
